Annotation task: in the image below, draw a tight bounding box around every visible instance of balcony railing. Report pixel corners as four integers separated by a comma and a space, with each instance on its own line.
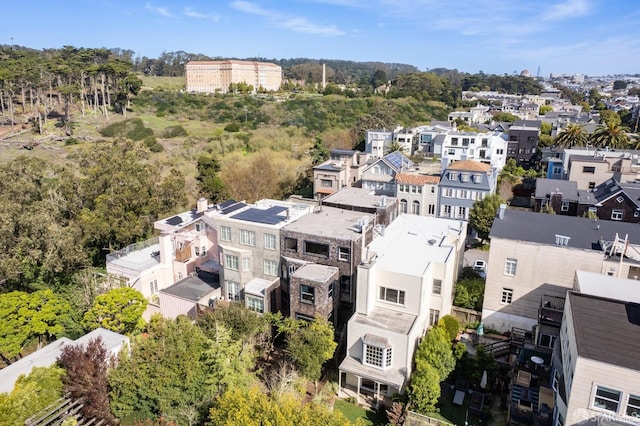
175, 244, 192, 263
538, 295, 565, 327
106, 237, 159, 263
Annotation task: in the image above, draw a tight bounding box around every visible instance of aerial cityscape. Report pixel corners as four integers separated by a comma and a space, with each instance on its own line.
0, 1, 639, 426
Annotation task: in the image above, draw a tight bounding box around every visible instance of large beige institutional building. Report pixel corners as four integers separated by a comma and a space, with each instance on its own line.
185, 60, 282, 93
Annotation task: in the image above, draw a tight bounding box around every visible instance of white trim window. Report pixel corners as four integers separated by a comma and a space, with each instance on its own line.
224, 254, 239, 271
242, 257, 251, 272
432, 279, 442, 295
504, 258, 517, 276
626, 394, 640, 418
264, 233, 276, 250
246, 295, 264, 313
226, 280, 240, 302
149, 279, 158, 295
240, 229, 256, 246
379, 286, 405, 305
338, 247, 350, 262
501, 288, 513, 304
611, 209, 623, 221
412, 200, 421, 215
561, 201, 569, 212
220, 225, 231, 242
264, 259, 278, 276
400, 199, 408, 214
300, 284, 315, 304
592, 385, 621, 413
362, 335, 392, 369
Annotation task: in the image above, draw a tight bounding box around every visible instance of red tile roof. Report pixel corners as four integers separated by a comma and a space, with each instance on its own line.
396, 174, 441, 185
447, 160, 491, 172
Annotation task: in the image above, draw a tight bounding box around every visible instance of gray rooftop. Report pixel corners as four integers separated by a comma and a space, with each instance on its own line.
160, 273, 219, 302
282, 205, 370, 241
490, 209, 639, 250
351, 307, 417, 335
244, 277, 274, 297
293, 263, 339, 283
321, 187, 397, 210
575, 270, 640, 303
107, 242, 161, 272
534, 178, 578, 201
569, 291, 640, 372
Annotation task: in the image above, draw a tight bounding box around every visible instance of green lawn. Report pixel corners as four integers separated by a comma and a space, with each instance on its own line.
334, 400, 387, 425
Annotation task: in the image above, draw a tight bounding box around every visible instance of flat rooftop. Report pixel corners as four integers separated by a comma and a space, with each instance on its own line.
107, 243, 161, 272
321, 187, 397, 210
367, 214, 464, 276
575, 270, 640, 304
293, 263, 339, 283
282, 206, 372, 241
351, 307, 417, 335
161, 273, 219, 302
244, 277, 274, 297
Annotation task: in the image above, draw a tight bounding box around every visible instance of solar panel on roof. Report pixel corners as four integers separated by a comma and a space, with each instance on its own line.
217, 199, 237, 209
221, 202, 247, 215
166, 216, 183, 226
232, 207, 287, 225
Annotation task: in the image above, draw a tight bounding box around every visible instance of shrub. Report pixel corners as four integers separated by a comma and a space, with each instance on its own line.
99, 118, 154, 141
65, 137, 81, 146
438, 315, 461, 341
143, 135, 158, 147
224, 122, 241, 132
149, 143, 164, 152
161, 125, 187, 138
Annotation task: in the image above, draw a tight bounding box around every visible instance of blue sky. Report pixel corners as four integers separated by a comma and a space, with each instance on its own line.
5, 0, 640, 76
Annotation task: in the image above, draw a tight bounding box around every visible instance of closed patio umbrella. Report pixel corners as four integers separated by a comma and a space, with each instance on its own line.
480, 370, 488, 389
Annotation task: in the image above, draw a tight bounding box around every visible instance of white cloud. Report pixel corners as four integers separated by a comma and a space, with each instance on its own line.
230, 1, 345, 36
542, 0, 592, 21
145, 2, 172, 17
183, 7, 221, 22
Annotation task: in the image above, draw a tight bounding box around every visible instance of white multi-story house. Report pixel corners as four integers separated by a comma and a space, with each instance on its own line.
440, 131, 508, 173
415, 124, 453, 157
338, 214, 466, 408
365, 129, 394, 158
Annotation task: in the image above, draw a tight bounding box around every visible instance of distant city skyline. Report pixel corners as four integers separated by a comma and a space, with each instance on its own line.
4, 0, 640, 77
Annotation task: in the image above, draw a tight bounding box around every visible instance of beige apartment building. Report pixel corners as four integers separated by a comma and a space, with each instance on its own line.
185, 60, 282, 93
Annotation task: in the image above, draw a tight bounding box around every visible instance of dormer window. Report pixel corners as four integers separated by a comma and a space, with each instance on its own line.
362, 334, 392, 369
472, 174, 482, 183
449, 172, 458, 180
461, 173, 470, 182
555, 234, 570, 246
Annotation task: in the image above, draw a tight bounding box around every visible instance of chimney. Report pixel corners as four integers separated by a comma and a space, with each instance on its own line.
196, 197, 208, 214
498, 203, 507, 219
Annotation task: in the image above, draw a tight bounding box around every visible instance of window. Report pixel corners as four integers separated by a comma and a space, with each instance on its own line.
501, 288, 513, 304
285, 237, 298, 251
246, 295, 264, 313
504, 258, 517, 276
364, 343, 392, 369
300, 284, 315, 304
451, 137, 459, 146
443, 205, 452, 217
444, 189, 453, 197
430, 186, 435, 194
627, 394, 640, 418
538, 333, 556, 349
429, 309, 440, 326
611, 209, 623, 221
242, 257, 251, 272
340, 275, 351, 298
400, 199, 408, 213
304, 241, 330, 257
616, 196, 625, 203
321, 179, 332, 188
462, 138, 470, 147
458, 206, 467, 219
338, 247, 350, 262
433, 279, 442, 295
582, 166, 596, 174
149, 279, 158, 295
295, 312, 315, 322
458, 190, 468, 199
412, 200, 421, 215
593, 386, 621, 413
195, 222, 204, 232
496, 148, 504, 155
448, 149, 455, 155
460, 173, 469, 182
449, 172, 458, 180
472, 174, 482, 183
428, 204, 435, 215
264, 260, 278, 276
589, 181, 596, 189
561, 201, 569, 212
220, 225, 231, 242
195, 246, 200, 256
225, 254, 239, 270
379, 286, 405, 305
240, 229, 255, 246
264, 233, 276, 250
328, 281, 335, 299
226, 280, 240, 301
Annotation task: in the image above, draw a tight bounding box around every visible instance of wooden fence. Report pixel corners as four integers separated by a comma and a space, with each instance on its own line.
451, 306, 482, 325
405, 411, 454, 426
